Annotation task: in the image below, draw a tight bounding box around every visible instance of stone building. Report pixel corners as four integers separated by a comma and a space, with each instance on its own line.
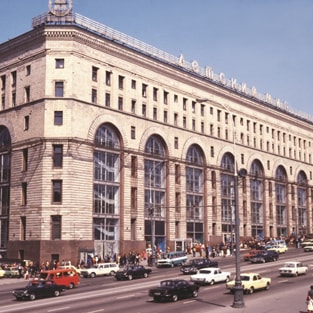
0, 1, 312, 263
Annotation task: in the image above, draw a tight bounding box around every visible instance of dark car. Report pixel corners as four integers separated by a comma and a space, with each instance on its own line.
12, 280, 66, 301
180, 258, 218, 275
115, 265, 152, 280
149, 279, 199, 302
250, 250, 279, 263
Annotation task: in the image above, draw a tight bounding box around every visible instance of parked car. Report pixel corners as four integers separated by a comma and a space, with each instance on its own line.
0, 268, 6, 278
250, 250, 279, 263
226, 272, 271, 294
279, 261, 308, 277
301, 239, 313, 248
180, 258, 218, 275
304, 243, 313, 252
115, 265, 151, 280
12, 280, 66, 301
190, 267, 231, 285
243, 250, 260, 261
266, 244, 288, 254
149, 279, 199, 302
3, 267, 20, 278
80, 263, 119, 278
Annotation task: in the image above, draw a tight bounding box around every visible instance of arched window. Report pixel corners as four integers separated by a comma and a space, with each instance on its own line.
186, 145, 204, 244
250, 160, 264, 240
0, 126, 11, 251
93, 124, 120, 258
296, 171, 307, 236
275, 165, 287, 237
144, 135, 166, 253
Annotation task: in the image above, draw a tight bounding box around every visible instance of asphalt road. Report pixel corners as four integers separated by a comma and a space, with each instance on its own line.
0, 247, 311, 313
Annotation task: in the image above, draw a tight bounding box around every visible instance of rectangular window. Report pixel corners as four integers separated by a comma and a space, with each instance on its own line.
183, 116, 186, 128
131, 79, 136, 89
53, 145, 63, 168
54, 111, 63, 125
2, 95, 5, 110
192, 119, 195, 131
24, 86, 30, 103
26, 65, 31, 76
91, 88, 97, 104
1, 75, 6, 90
174, 137, 178, 149
163, 91, 168, 104
201, 121, 204, 133
118, 75, 124, 89
22, 182, 27, 206
153, 107, 157, 120
21, 216, 26, 241
131, 100, 136, 114
142, 104, 146, 117
163, 110, 168, 123
106, 71, 111, 86
12, 92, 16, 106
183, 98, 187, 110
174, 113, 178, 126
105, 93, 110, 107
92, 66, 98, 82
52, 180, 62, 203
118, 96, 123, 110
192, 101, 196, 113
55, 81, 64, 97
22, 148, 28, 171
153, 87, 158, 101
201, 104, 205, 116
51, 215, 61, 240
24, 116, 29, 130
142, 84, 147, 97
131, 126, 136, 139
11, 71, 17, 87
55, 59, 64, 69
131, 156, 137, 178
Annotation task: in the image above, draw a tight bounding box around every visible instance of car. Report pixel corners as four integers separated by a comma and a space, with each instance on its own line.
115, 265, 152, 280
3, 267, 20, 278
266, 244, 288, 254
149, 279, 199, 302
243, 249, 261, 261
304, 243, 313, 252
250, 250, 279, 263
12, 280, 66, 301
80, 262, 119, 278
301, 239, 313, 248
180, 258, 218, 275
279, 261, 308, 277
226, 272, 271, 294
190, 267, 231, 285
0, 268, 6, 278
58, 265, 82, 275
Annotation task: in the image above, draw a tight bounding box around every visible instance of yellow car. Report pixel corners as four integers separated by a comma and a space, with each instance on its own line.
226, 272, 271, 294
266, 245, 288, 254
0, 269, 5, 278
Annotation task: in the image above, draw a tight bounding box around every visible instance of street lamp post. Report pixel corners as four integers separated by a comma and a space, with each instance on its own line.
196, 98, 245, 308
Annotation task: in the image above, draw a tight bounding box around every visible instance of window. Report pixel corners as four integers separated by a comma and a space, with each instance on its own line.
52, 180, 62, 203
142, 84, 147, 97
21, 216, 26, 241
1, 75, 6, 90
22, 182, 27, 206
131, 79, 136, 89
106, 71, 111, 86
118, 97, 123, 110
192, 101, 195, 113
92, 66, 98, 82
174, 137, 178, 149
54, 111, 63, 125
153, 107, 157, 120
183, 98, 187, 110
55, 81, 64, 97
153, 87, 158, 101
183, 116, 186, 128
163, 91, 168, 104
163, 110, 168, 123
2, 95, 5, 110
131, 100, 136, 114
174, 113, 178, 126
12, 92, 16, 106
53, 145, 63, 167
131, 156, 137, 177
51, 215, 61, 240
118, 75, 124, 89
131, 126, 136, 139
24, 86, 30, 103
91, 88, 97, 104
105, 93, 110, 107
24, 116, 29, 130
142, 104, 146, 117
201, 104, 205, 116
26, 65, 31, 76
192, 119, 195, 131
22, 148, 28, 171
11, 71, 16, 87
55, 59, 64, 69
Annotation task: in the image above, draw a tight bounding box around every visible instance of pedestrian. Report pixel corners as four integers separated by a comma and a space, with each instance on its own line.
306, 285, 313, 313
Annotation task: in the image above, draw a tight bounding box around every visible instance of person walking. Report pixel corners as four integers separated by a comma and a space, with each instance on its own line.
306, 285, 313, 313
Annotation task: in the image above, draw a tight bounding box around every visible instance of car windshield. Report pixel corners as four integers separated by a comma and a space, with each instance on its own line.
199, 270, 211, 274
160, 281, 174, 287
283, 263, 295, 268
240, 275, 250, 281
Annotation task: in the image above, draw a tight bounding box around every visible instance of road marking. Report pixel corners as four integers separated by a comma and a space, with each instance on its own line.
48, 307, 70, 312
116, 294, 135, 299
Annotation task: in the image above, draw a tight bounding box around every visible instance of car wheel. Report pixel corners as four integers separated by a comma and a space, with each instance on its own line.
144, 272, 148, 278
248, 287, 254, 294
273, 257, 277, 261
171, 263, 174, 268
68, 282, 74, 289
265, 283, 270, 290
262, 259, 266, 263
192, 290, 198, 298
225, 276, 230, 282
54, 290, 60, 297
172, 294, 178, 302
128, 274, 133, 280
90, 272, 96, 278
110, 271, 116, 276
294, 272, 298, 277
209, 280, 215, 285
29, 294, 36, 301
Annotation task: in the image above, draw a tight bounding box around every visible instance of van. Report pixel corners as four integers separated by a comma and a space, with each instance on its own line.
156, 251, 187, 268
37, 268, 80, 289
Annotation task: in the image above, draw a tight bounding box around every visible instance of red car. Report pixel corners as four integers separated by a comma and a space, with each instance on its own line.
243, 250, 260, 261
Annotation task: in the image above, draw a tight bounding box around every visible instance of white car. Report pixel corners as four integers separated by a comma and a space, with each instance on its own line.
190, 267, 231, 285
279, 261, 308, 277
80, 263, 119, 278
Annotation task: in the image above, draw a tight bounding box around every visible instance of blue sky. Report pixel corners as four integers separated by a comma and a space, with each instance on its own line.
1, 0, 312, 116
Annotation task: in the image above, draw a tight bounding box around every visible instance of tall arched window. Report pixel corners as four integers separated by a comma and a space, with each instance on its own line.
144, 135, 166, 252
296, 171, 307, 236
0, 126, 11, 252
250, 160, 264, 239
221, 152, 235, 243
186, 145, 204, 244
93, 124, 120, 258
275, 166, 287, 237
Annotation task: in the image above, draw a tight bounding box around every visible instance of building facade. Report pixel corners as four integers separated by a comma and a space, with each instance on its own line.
0, 1, 313, 264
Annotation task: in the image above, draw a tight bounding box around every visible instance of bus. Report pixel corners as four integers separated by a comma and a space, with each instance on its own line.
156, 251, 187, 268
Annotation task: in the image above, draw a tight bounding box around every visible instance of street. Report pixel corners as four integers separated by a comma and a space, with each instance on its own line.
0, 247, 311, 313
